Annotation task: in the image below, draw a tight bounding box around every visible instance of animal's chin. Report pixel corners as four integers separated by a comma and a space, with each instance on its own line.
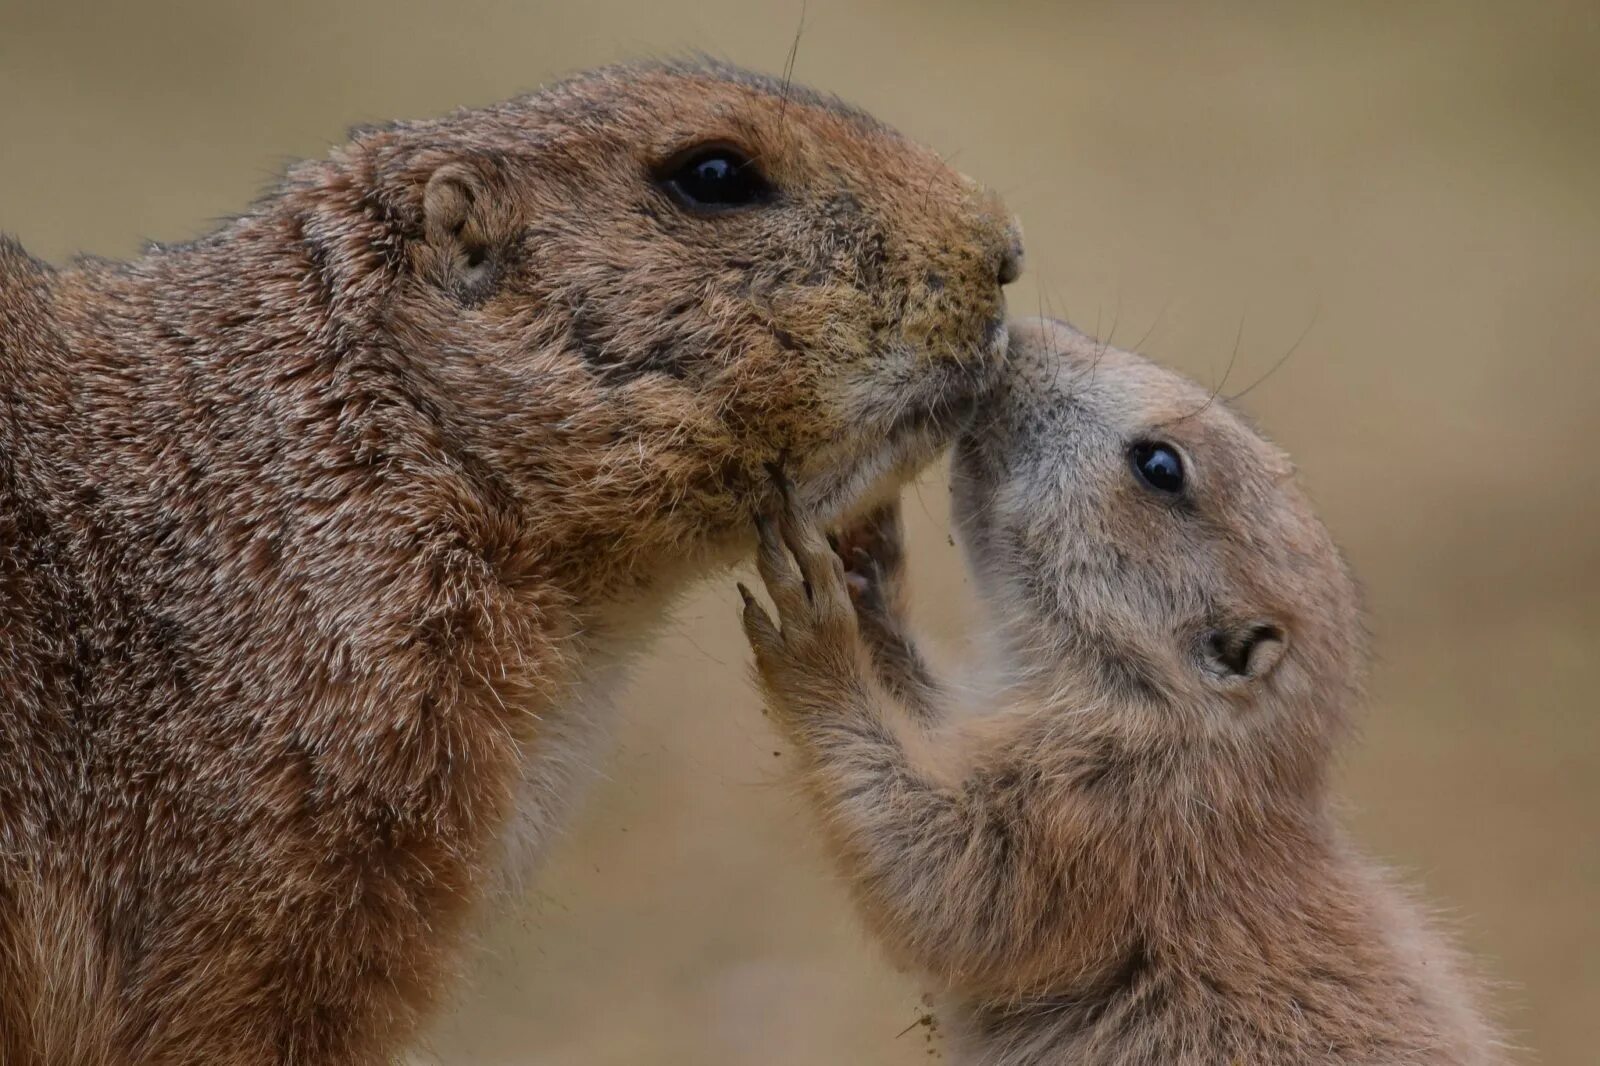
798, 426, 940, 525
798, 388, 981, 524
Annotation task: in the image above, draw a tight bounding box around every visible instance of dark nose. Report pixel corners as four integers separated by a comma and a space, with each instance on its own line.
997, 227, 1024, 286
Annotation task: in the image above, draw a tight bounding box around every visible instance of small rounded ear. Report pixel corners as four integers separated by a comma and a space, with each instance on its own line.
1202, 620, 1288, 682
422, 161, 501, 299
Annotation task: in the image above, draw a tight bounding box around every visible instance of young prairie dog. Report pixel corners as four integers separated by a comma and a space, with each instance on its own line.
0, 61, 1019, 1065
740, 317, 1503, 1065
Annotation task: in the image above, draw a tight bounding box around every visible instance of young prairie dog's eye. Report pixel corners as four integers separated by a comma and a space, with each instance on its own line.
657, 144, 773, 212
1129, 440, 1186, 495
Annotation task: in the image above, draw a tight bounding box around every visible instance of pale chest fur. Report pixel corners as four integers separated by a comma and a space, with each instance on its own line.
486, 587, 691, 899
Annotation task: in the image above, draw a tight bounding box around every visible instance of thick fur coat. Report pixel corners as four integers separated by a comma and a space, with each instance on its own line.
0, 61, 1018, 1064
742, 318, 1503, 1065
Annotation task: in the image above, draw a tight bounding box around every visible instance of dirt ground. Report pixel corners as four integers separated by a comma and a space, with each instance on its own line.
2, 1, 1595, 1062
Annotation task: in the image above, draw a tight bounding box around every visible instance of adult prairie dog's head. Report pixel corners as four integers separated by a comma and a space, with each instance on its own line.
952, 318, 1363, 786
353, 59, 1020, 531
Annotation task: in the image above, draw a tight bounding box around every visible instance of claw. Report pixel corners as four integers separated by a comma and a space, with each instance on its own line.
755, 511, 777, 549
769, 462, 795, 507
846, 547, 884, 609
738, 581, 781, 652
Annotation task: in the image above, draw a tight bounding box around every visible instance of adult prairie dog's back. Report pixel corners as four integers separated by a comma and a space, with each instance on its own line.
741, 318, 1503, 1064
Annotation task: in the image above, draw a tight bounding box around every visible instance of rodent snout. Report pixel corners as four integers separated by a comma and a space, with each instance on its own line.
997, 225, 1025, 286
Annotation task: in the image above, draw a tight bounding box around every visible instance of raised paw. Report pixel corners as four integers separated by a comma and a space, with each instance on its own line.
737, 471, 863, 707
833, 502, 909, 628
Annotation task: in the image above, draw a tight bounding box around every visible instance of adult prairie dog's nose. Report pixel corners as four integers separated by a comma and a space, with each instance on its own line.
960, 182, 1023, 289
997, 222, 1025, 286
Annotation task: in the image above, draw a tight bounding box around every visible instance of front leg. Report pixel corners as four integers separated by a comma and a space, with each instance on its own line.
737, 489, 1064, 996
834, 502, 944, 722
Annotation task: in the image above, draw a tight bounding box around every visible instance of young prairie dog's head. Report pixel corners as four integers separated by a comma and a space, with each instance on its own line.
952, 317, 1363, 780
352, 59, 1019, 526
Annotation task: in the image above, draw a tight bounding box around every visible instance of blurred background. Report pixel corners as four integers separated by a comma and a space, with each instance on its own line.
2, 1, 1595, 1062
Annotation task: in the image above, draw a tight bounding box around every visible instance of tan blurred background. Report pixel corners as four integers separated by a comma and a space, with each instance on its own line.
2, 0, 1595, 1062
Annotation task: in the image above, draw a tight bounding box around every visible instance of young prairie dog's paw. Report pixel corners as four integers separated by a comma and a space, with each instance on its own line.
833, 502, 910, 633
738, 480, 866, 711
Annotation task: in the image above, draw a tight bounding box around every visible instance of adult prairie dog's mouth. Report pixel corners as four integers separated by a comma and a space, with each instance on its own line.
981, 316, 1010, 365
799, 376, 992, 523
885, 385, 984, 443
785, 317, 1007, 521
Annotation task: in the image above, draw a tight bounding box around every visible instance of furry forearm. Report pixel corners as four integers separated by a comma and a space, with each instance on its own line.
770, 684, 1059, 992
855, 610, 943, 722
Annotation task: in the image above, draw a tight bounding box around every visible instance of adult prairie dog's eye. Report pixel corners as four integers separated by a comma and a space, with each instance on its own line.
659, 146, 772, 211
1130, 441, 1186, 495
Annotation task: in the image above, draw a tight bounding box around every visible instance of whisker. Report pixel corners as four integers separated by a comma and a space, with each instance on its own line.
1156, 310, 1245, 430
1228, 301, 1320, 404
776, 0, 809, 135
1132, 290, 1175, 352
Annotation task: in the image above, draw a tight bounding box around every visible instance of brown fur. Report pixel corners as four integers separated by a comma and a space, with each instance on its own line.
0, 60, 1020, 1065
740, 317, 1504, 1064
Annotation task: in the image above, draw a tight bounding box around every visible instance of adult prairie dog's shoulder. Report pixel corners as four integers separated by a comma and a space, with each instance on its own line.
0, 236, 51, 318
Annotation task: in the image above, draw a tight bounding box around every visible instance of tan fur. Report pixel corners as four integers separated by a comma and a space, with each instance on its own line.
0, 60, 1020, 1065
741, 317, 1504, 1064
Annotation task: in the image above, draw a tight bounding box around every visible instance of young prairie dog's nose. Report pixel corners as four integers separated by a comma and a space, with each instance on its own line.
1005, 315, 1079, 363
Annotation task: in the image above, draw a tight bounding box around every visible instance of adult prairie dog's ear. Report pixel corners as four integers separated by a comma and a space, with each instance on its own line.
1202, 620, 1288, 683
421, 161, 507, 300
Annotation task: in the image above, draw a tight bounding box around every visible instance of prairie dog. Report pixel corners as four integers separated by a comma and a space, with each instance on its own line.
740, 317, 1503, 1064
0, 61, 1019, 1065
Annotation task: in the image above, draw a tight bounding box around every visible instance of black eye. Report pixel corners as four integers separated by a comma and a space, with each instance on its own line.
1130, 441, 1186, 495
659, 146, 772, 211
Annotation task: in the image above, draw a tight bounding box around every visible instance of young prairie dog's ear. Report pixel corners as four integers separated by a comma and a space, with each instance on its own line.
421, 160, 510, 301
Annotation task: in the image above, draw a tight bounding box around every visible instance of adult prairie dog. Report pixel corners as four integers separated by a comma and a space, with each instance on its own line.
740, 317, 1503, 1065
0, 60, 1019, 1065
